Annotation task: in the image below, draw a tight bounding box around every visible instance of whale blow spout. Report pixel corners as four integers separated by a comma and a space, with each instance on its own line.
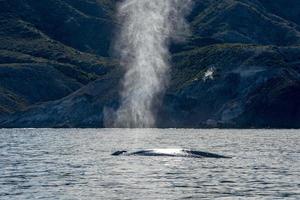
104, 0, 193, 128
112, 149, 231, 159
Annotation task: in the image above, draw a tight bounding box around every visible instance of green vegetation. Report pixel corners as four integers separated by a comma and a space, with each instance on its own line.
1, 0, 300, 128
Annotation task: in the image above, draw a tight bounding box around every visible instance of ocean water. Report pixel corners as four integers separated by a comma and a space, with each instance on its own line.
0, 129, 299, 200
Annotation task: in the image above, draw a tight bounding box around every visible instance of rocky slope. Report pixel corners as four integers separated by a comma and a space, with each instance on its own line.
1, 0, 300, 128
0, 0, 116, 115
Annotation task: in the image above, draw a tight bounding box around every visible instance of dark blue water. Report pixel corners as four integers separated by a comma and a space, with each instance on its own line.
0, 129, 299, 199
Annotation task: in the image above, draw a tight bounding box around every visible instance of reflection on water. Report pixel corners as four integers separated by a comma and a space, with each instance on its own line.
0, 129, 299, 199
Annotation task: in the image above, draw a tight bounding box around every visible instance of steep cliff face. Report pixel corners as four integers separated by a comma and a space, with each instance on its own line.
1, 0, 300, 128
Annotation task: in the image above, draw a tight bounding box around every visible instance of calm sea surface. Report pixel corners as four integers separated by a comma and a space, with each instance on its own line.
0, 129, 299, 199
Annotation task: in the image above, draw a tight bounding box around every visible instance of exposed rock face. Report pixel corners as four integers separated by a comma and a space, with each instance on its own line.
1, 0, 300, 128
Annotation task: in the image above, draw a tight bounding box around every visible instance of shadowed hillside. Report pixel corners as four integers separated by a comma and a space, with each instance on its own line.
0, 0, 116, 115
1, 0, 300, 128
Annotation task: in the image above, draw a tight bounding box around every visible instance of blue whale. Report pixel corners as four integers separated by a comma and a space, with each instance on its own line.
112, 148, 231, 158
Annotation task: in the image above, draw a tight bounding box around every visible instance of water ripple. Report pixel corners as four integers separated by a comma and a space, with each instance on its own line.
0, 129, 299, 200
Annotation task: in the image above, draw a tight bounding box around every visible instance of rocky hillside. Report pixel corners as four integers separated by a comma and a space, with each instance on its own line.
0, 0, 116, 115
1, 0, 300, 128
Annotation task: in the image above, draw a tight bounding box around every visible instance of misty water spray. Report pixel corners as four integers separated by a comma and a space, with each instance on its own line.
105, 0, 192, 128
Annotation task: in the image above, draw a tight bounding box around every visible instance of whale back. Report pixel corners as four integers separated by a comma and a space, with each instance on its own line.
112, 149, 231, 158
111, 150, 127, 156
